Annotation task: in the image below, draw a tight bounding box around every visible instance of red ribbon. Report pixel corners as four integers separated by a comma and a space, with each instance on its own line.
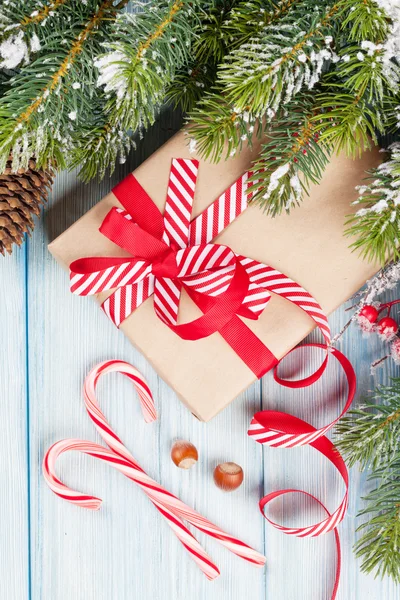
70, 166, 278, 377
249, 343, 356, 600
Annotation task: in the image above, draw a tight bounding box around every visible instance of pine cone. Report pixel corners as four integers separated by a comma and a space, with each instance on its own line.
0, 157, 54, 255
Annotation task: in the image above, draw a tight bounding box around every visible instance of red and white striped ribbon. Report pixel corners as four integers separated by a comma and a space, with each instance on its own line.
99, 164, 268, 327
102, 277, 155, 327
155, 159, 199, 325
163, 158, 198, 249
187, 169, 330, 333
246, 342, 356, 600
94, 208, 157, 327
43, 360, 266, 580
188, 171, 250, 246
70, 159, 330, 340
239, 259, 331, 340
248, 413, 348, 537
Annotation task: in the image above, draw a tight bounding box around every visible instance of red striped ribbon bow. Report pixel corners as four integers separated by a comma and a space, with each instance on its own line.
69, 158, 331, 378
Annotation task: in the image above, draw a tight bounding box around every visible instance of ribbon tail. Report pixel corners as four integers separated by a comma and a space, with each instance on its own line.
163, 158, 198, 250
154, 277, 182, 326
219, 315, 278, 378
70, 256, 150, 296
249, 344, 355, 600
188, 171, 251, 245
101, 275, 155, 328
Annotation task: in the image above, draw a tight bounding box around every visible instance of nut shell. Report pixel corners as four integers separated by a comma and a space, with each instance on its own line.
171, 440, 198, 469
213, 462, 243, 492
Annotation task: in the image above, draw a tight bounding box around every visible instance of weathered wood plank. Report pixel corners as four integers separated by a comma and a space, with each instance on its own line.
27, 111, 264, 600
0, 249, 29, 598
261, 296, 400, 599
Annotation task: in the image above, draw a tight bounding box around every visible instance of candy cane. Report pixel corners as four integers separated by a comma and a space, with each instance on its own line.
43, 360, 266, 579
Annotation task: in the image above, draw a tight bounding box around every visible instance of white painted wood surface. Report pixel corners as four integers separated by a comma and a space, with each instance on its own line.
1, 110, 400, 599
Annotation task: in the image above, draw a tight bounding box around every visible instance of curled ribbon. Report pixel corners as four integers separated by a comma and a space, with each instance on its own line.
248, 344, 356, 600
43, 360, 266, 580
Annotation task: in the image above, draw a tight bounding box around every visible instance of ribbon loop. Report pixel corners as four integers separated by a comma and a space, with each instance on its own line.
100, 207, 170, 261
70, 256, 151, 297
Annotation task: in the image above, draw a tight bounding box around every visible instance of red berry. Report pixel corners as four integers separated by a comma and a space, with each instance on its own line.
292, 132, 299, 137
302, 149, 307, 155
359, 305, 379, 324
377, 316, 398, 339
293, 157, 298, 163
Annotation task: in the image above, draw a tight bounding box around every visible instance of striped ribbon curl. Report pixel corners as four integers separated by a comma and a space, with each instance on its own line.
247, 342, 356, 600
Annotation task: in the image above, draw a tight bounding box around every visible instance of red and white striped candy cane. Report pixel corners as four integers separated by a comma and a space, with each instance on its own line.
43, 360, 266, 580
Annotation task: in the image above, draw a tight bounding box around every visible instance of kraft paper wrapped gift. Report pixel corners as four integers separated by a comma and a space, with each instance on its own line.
49, 130, 381, 421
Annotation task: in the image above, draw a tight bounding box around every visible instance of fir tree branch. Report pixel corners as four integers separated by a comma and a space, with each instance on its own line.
222, 0, 301, 51
335, 378, 400, 582
312, 43, 399, 157
166, 59, 217, 113
96, 0, 196, 132
338, 0, 389, 42
19, 0, 70, 28
219, 2, 340, 116
165, 0, 237, 112
189, 95, 262, 162
193, 1, 235, 64
0, 0, 398, 226
73, 0, 198, 179
345, 143, 400, 265
0, 0, 123, 172
18, 0, 117, 125
188, 0, 338, 163
70, 122, 134, 182
0, 0, 79, 70
312, 91, 380, 155
355, 464, 400, 583
336, 378, 400, 471
248, 96, 332, 214
136, 0, 184, 59
187, 0, 399, 229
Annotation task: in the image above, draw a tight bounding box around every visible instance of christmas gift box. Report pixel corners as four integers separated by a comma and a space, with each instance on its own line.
49, 130, 381, 421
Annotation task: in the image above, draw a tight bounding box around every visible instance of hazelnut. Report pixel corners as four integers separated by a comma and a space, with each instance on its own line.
171, 440, 198, 469
213, 462, 243, 492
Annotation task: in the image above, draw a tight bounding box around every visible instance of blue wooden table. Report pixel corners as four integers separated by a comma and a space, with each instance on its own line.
2, 111, 399, 600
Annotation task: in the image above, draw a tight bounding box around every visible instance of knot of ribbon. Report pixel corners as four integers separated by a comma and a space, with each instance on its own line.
69, 159, 273, 350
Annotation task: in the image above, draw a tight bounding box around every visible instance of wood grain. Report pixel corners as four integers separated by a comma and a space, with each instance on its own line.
0, 248, 29, 598
1, 108, 400, 599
